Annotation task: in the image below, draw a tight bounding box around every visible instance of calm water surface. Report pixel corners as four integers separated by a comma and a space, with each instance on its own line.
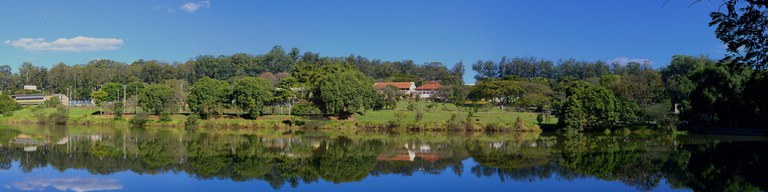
0, 125, 766, 192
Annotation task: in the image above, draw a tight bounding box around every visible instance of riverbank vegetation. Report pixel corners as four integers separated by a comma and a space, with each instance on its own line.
0, 0, 766, 132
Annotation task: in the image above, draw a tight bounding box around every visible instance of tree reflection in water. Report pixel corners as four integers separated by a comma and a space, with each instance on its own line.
0, 126, 765, 191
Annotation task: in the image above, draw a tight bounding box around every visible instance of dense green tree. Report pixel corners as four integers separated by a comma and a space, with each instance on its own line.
469, 79, 522, 109
692, 0, 768, 128
443, 84, 470, 106
100, 82, 124, 102
311, 66, 380, 119
274, 76, 298, 115
139, 84, 176, 115
0, 93, 19, 116
188, 77, 232, 119
125, 81, 145, 98
18, 62, 48, 89
232, 77, 274, 118
710, 0, 768, 70
558, 81, 637, 130
472, 60, 499, 80
43, 97, 62, 108
264, 45, 294, 73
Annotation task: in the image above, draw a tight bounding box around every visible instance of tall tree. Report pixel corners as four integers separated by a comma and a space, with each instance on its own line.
232, 77, 274, 118
188, 77, 231, 119
274, 76, 298, 115
558, 81, 637, 130
139, 84, 176, 115
0, 93, 19, 116
90, 90, 109, 115
100, 83, 124, 102
311, 65, 380, 119
710, 0, 768, 70
468, 79, 523, 109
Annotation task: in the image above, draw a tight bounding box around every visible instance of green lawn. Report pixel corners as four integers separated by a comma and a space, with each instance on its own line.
6, 107, 99, 119
357, 102, 557, 126
1, 102, 557, 129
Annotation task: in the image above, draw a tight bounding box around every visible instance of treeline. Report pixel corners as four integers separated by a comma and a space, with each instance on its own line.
472, 57, 652, 80
462, 56, 667, 130
0, 45, 465, 99
466, 54, 768, 130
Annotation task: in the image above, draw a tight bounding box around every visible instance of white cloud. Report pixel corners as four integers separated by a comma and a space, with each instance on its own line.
179, 1, 210, 13
5, 36, 123, 52
7, 178, 123, 192
608, 57, 653, 66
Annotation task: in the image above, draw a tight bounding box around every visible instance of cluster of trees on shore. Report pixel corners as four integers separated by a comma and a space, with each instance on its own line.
468, 0, 768, 130
0, 49, 764, 130
1, 0, 765, 130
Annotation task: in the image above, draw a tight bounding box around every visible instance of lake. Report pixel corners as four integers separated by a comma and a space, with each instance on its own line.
0, 125, 766, 192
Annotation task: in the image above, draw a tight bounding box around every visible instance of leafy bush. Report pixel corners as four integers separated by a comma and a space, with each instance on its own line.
0, 93, 19, 116
48, 106, 69, 125
388, 111, 407, 127
159, 112, 172, 122
44, 97, 62, 108
484, 122, 503, 132
291, 100, 318, 116
406, 102, 415, 111
32, 105, 46, 123
415, 107, 424, 122
112, 101, 124, 119
130, 112, 150, 127
447, 113, 463, 130
184, 114, 199, 130
537, 114, 544, 124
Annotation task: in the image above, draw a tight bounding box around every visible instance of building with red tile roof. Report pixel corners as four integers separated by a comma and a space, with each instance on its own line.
415, 81, 442, 99
373, 82, 416, 94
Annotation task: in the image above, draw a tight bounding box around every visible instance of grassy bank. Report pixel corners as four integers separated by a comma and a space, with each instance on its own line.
0, 102, 557, 132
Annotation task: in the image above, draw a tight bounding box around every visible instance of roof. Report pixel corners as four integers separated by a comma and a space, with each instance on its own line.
416, 81, 441, 90
374, 82, 414, 89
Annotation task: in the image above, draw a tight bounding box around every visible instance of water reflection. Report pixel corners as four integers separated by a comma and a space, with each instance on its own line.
0, 126, 766, 191
7, 178, 123, 192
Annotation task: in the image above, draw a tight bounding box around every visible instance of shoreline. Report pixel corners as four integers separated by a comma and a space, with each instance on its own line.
0, 115, 545, 133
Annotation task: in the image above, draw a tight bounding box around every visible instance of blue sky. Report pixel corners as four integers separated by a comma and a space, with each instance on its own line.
1, 0, 726, 83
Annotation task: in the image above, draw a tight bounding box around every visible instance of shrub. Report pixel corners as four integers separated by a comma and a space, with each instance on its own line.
184, 114, 199, 130
112, 101, 124, 120
537, 114, 544, 124
48, 106, 69, 125
388, 111, 407, 128
0, 93, 19, 116
621, 128, 632, 135
484, 122, 503, 132
44, 97, 62, 108
292, 100, 318, 115
130, 112, 150, 127
159, 112, 171, 122
30, 105, 45, 123
426, 102, 437, 110
513, 117, 525, 131
447, 113, 462, 130
302, 120, 327, 129
415, 108, 424, 122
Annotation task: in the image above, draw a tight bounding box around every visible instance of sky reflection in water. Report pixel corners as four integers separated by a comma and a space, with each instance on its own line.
0, 126, 765, 192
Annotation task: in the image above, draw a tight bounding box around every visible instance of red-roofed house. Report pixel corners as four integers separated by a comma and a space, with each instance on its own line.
373, 82, 416, 94
415, 81, 442, 99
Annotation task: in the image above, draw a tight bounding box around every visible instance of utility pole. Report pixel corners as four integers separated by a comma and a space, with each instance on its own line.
179, 81, 183, 113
